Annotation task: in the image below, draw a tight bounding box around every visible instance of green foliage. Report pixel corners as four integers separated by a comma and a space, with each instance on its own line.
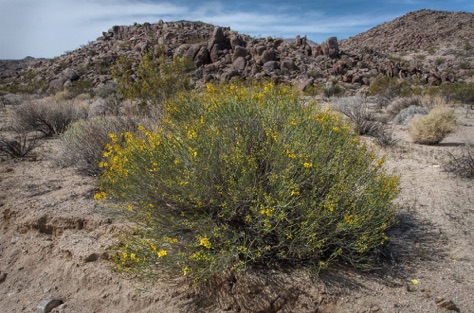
112, 48, 194, 112
409, 105, 457, 145
425, 82, 474, 104
368, 76, 413, 99
435, 57, 445, 66
98, 82, 399, 280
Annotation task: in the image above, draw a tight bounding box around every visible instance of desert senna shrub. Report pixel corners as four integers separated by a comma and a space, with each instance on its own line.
13, 98, 88, 136
409, 105, 457, 145
112, 48, 194, 112
98, 82, 399, 280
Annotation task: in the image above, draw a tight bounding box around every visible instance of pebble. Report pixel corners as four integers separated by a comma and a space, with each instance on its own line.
435, 297, 459, 311
36, 298, 63, 313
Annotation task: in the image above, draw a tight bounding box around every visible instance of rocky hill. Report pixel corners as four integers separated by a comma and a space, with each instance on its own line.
1, 10, 474, 96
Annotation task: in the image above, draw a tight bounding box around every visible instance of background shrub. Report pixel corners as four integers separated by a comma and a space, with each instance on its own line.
59, 115, 150, 175
409, 105, 456, 144
386, 96, 422, 118
13, 98, 88, 136
98, 83, 399, 280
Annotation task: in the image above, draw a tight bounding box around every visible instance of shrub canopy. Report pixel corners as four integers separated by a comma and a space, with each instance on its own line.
97, 82, 399, 280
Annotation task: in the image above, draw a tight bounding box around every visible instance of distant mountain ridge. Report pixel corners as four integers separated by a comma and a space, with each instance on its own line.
340, 9, 474, 54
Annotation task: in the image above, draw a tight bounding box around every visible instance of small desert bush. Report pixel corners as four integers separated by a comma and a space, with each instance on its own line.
393, 105, 428, 125
0, 130, 38, 158
332, 96, 397, 146
97, 82, 399, 280
444, 145, 474, 178
386, 96, 422, 118
13, 98, 88, 137
59, 115, 150, 175
409, 105, 457, 144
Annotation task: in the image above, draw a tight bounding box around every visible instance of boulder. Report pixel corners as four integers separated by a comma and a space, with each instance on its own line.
233, 46, 248, 62
321, 37, 339, 59
61, 68, 79, 81
263, 61, 279, 72
233, 57, 247, 71
281, 59, 297, 71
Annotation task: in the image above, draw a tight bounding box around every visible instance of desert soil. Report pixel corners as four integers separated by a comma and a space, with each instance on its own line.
0, 104, 473, 313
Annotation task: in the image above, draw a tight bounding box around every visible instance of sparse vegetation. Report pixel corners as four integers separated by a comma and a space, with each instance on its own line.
409, 105, 457, 144
97, 83, 399, 280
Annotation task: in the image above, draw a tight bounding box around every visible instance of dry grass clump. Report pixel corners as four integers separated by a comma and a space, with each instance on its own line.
13, 98, 89, 137
409, 105, 456, 144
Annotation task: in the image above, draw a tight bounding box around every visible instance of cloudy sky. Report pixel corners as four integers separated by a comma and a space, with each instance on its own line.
1, 0, 474, 59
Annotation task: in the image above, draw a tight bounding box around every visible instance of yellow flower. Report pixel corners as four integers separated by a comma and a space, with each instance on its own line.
332, 126, 339, 132
199, 237, 211, 249
157, 249, 167, 257
93, 191, 107, 202
344, 215, 353, 224
130, 253, 136, 260
327, 203, 334, 212
127, 204, 133, 211
187, 129, 197, 139
290, 190, 300, 196
303, 162, 313, 168
411, 279, 418, 285
183, 266, 191, 276
150, 244, 157, 251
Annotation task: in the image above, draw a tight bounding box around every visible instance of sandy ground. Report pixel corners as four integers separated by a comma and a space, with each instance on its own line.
0, 104, 473, 313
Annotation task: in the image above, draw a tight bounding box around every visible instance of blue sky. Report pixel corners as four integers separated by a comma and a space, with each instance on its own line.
1, 0, 474, 59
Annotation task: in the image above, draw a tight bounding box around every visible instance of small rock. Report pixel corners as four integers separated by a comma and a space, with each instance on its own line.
36, 298, 64, 313
0, 271, 7, 283
435, 297, 459, 311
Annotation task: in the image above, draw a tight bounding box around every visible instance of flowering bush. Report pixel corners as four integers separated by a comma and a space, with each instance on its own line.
97, 82, 399, 280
